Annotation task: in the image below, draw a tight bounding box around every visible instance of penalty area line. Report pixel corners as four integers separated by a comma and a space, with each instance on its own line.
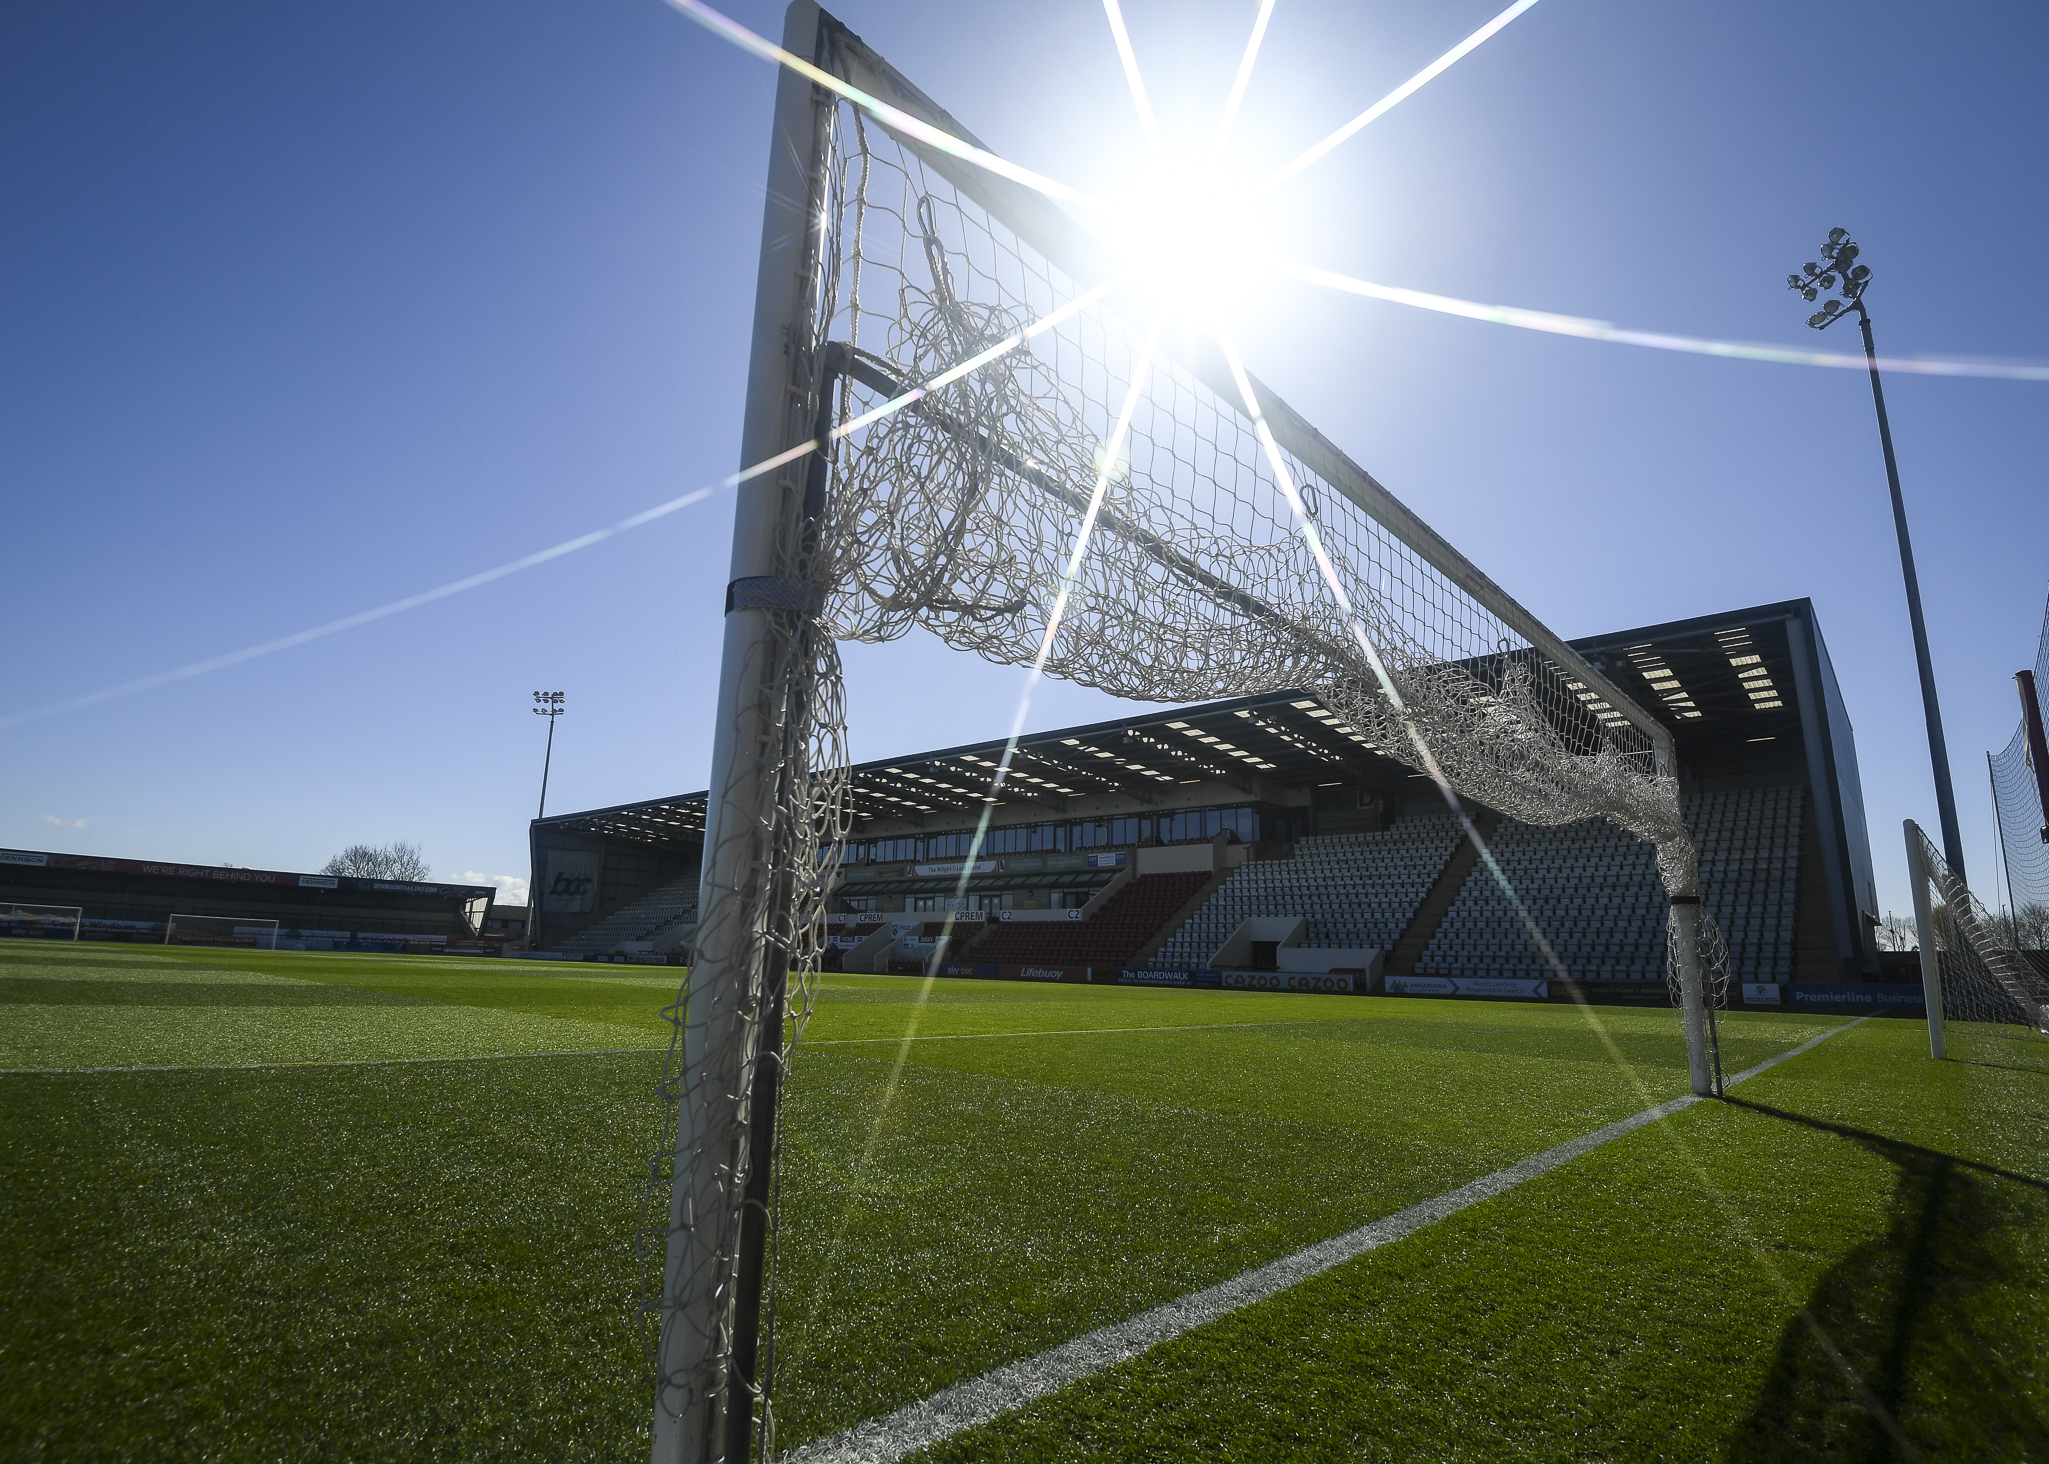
787, 1014, 1872, 1464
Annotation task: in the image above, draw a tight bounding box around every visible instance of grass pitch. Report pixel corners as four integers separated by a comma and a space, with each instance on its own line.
2, 942, 2043, 1461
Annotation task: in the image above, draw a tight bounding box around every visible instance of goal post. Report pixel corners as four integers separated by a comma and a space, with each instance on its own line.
646, 5, 1719, 1458
163, 914, 280, 950
2, 903, 83, 941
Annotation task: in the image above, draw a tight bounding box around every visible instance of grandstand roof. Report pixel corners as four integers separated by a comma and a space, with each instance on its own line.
537, 599, 1835, 853
1572, 599, 1814, 772
533, 688, 1413, 854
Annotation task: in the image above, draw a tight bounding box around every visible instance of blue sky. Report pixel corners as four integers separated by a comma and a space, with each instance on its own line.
5, 0, 2044, 912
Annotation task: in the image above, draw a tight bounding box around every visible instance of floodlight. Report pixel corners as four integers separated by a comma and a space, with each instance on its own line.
1850, 264, 1870, 281
1803, 262, 1820, 275
1828, 226, 1848, 241
1803, 287, 1819, 301
1822, 299, 1842, 314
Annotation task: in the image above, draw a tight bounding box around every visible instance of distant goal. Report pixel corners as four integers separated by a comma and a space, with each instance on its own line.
164, 914, 280, 950
2, 902, 82, 941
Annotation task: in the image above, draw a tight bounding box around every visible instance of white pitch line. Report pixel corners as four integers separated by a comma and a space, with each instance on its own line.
0, 1045, 668, 1076
787, 1015, 1872, 1464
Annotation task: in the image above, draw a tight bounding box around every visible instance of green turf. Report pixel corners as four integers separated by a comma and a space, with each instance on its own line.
3, 942, 2042, 1461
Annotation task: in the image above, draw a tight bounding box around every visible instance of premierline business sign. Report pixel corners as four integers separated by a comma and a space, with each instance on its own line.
1788, 983, 1926, 1008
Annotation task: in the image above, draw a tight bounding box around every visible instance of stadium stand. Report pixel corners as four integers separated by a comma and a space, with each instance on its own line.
965, 871, 1213, 969
0, 848, 496, 951
1150, 813, 1463, 968
551, 872, 699, 956
1415, 788, 1804, 983
536, 600, 1882, 987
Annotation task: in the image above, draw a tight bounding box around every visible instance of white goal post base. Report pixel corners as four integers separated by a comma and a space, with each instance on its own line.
2, 903, 83, 941
164, 914, 281, 951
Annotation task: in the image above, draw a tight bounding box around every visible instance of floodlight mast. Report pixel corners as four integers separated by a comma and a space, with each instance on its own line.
532, 691, 565, 818
1788, 231, 1966, 878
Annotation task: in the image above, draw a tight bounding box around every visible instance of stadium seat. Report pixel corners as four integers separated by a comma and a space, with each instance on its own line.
1147, 813, 1464, 969
1417, 787, 1804, 983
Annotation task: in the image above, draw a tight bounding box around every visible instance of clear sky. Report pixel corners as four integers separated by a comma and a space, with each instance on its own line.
5, 0, 2045, 914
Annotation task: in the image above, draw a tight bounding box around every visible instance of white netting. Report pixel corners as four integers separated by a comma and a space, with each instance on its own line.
823, 110, 1694, 881
1988, 595, 2049, 917
647, 45, 1714, 1460
1, 903, 82, 940
1912, 822, 2049, 1039
163, 914, 278, 949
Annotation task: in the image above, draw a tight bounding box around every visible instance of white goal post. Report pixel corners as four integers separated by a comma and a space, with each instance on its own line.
2, 903, 83, 941
163, 914, 280, 950
645, 6, 1722, 1460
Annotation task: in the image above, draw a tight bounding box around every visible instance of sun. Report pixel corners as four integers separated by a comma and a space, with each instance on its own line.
1094, 150, 1281, 327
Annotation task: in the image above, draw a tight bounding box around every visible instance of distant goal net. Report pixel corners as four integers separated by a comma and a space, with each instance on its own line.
164, 914, 280, 950
645, 5, 1723, 1460
1906, 819, 2049, 1059
1, 903, 82, 941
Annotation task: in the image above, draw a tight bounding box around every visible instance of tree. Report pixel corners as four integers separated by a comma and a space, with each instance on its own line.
1989, 900, 2049, 952
1874, 911, 1919, 952
321, 841, 432, 882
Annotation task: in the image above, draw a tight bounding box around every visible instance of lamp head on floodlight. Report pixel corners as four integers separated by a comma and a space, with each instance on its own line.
1787, 229, 1868, 331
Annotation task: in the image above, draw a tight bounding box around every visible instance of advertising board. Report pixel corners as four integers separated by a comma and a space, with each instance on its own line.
1112, 968, 1223, 988
1789, 983, 1925, 1008
1219, 970, 1356, 994
1384, 974, 1549, 1000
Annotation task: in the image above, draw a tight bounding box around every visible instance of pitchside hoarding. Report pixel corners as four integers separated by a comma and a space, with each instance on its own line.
1384, 974, 1550, 1000
1788, 983, 1925, 1009
1218, 970, 1356, 994
1113, 968, 1224, 988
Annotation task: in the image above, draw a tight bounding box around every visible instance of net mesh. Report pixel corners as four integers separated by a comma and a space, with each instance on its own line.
1912, 822, 2049, 1047
1989, 596, 2049, 918
1, 903, 82, 939
823, 110, 1694, 881
645, 61, 1714, 1460
162, 914, 278, 949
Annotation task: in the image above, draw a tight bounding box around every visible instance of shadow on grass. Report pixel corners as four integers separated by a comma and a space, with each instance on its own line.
1723, 1100, 2049, 1463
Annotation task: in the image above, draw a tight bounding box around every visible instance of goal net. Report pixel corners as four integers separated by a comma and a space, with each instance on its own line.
163, 914, 280, 950
1906, 818, 2049, 1059
1, 902, 82, 941
1987, 592, 2049, 916
645, 5, 1722, 1459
